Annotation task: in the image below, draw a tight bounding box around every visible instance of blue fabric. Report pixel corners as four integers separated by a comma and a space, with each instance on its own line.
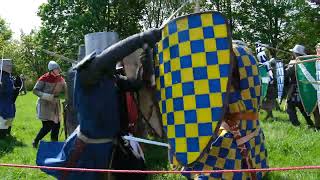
36, 132, 113, 179
0, 72, 15, 119
75, 74, 120, 139
36, 72, 119, 179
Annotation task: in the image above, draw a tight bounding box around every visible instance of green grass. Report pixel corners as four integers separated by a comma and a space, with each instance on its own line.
0, 93, 319, 179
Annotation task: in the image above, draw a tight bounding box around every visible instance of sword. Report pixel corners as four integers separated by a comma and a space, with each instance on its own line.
42, 49, 77, 64
122, 135, 169, 148
160, 0, 191, 29
289, 57, 320, 65
255, 42, 292, 55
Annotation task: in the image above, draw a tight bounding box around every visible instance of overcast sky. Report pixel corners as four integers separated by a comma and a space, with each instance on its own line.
0, 0, 47, 39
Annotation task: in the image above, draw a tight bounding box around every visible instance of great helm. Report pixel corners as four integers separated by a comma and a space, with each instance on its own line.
0, 59, 13, 74
290, 44, 306, 55
48, 61, 60, 71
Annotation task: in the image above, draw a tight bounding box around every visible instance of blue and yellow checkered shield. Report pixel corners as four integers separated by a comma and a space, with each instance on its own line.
154, 12, 232, 166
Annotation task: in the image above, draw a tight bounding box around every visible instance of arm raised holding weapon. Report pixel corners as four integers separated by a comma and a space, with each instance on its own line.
35, 29, 162, 180
74, 29, 161, 86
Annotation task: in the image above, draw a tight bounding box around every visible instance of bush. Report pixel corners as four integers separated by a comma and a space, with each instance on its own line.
24, 78, 36, 91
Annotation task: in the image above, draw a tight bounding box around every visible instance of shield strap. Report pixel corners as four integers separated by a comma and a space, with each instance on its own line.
222, 112, 259, 180
224, 112, 258, 122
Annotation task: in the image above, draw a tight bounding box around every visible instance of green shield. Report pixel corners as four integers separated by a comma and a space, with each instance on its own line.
258, 65, 269, 101
296, 55, 319, 115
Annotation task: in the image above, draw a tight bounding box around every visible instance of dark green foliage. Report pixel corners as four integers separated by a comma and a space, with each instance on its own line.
36, 0, 145, 70
0, 1, 319, 84
0, 17, 12, 41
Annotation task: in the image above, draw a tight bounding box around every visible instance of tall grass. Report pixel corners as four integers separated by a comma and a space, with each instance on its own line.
0, 93, 319, 179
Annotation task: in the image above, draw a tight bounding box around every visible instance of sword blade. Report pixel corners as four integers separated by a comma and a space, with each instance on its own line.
122, 135, 169, 148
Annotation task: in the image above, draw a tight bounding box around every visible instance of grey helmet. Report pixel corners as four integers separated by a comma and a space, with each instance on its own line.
48, 61, 60, 71
1, 59, 13, 74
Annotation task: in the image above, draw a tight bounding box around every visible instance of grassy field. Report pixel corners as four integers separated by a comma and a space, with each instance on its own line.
0, 93, 319, 179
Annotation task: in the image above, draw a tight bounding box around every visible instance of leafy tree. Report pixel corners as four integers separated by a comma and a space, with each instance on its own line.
0, 17, 12, 41
19, 31, 48, 78
283, 1, 320, 54
37, 0, 146, 71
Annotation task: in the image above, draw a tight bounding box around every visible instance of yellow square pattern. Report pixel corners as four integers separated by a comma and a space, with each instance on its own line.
169, 32, 179, 46
194, 80, 210, 94
213, 25, 227, 38
185, 124, 199, 137
191, 53, 207, 67
176, 17, 188, 31
178, 42, 191, 57
217, 50, 230, 64
174, 111, 185, 124
196, 108, 212, 123
209, 93, 223, 107
180, 68, 194, 82
189, 28, 204, 41
166, 98, 173, 113
172, 83, 183, 98
207, 65, 220, 79
164, 73, 172, 86
183, 95, 196, 110
175, 138, 187, 152
171, 58, 181, 71
201, 13, 213, 26
204, 38, 217, 52
155, 12, 233, 166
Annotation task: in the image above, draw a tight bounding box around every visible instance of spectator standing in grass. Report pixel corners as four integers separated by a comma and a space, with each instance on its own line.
32, 61, 67, 148
0, 59, 16, 137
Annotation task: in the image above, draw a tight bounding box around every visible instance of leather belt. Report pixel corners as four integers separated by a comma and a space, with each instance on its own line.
224, 112, 258, 121
222, 111, 259, 180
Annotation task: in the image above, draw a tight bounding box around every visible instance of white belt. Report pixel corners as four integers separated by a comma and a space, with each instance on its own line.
77, 129, 112, 144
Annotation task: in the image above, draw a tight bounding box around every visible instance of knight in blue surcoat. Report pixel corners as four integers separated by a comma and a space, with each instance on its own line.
36, 29, 161, 180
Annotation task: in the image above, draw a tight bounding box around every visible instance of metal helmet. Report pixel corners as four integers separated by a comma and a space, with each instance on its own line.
1, 59, 13, 74
289, 44, 306, 56
48, 61, 60, 71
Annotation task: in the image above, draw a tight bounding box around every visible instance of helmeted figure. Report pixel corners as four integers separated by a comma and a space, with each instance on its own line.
0, 59, 16, 137
285, 44, 315, 127
255, 43, 278, 119
32, 61, 67, 148
36, 29, 161, 180
155, 12, 268, 179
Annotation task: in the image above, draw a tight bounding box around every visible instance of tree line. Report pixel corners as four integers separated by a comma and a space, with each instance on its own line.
0, 0, 319, 90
